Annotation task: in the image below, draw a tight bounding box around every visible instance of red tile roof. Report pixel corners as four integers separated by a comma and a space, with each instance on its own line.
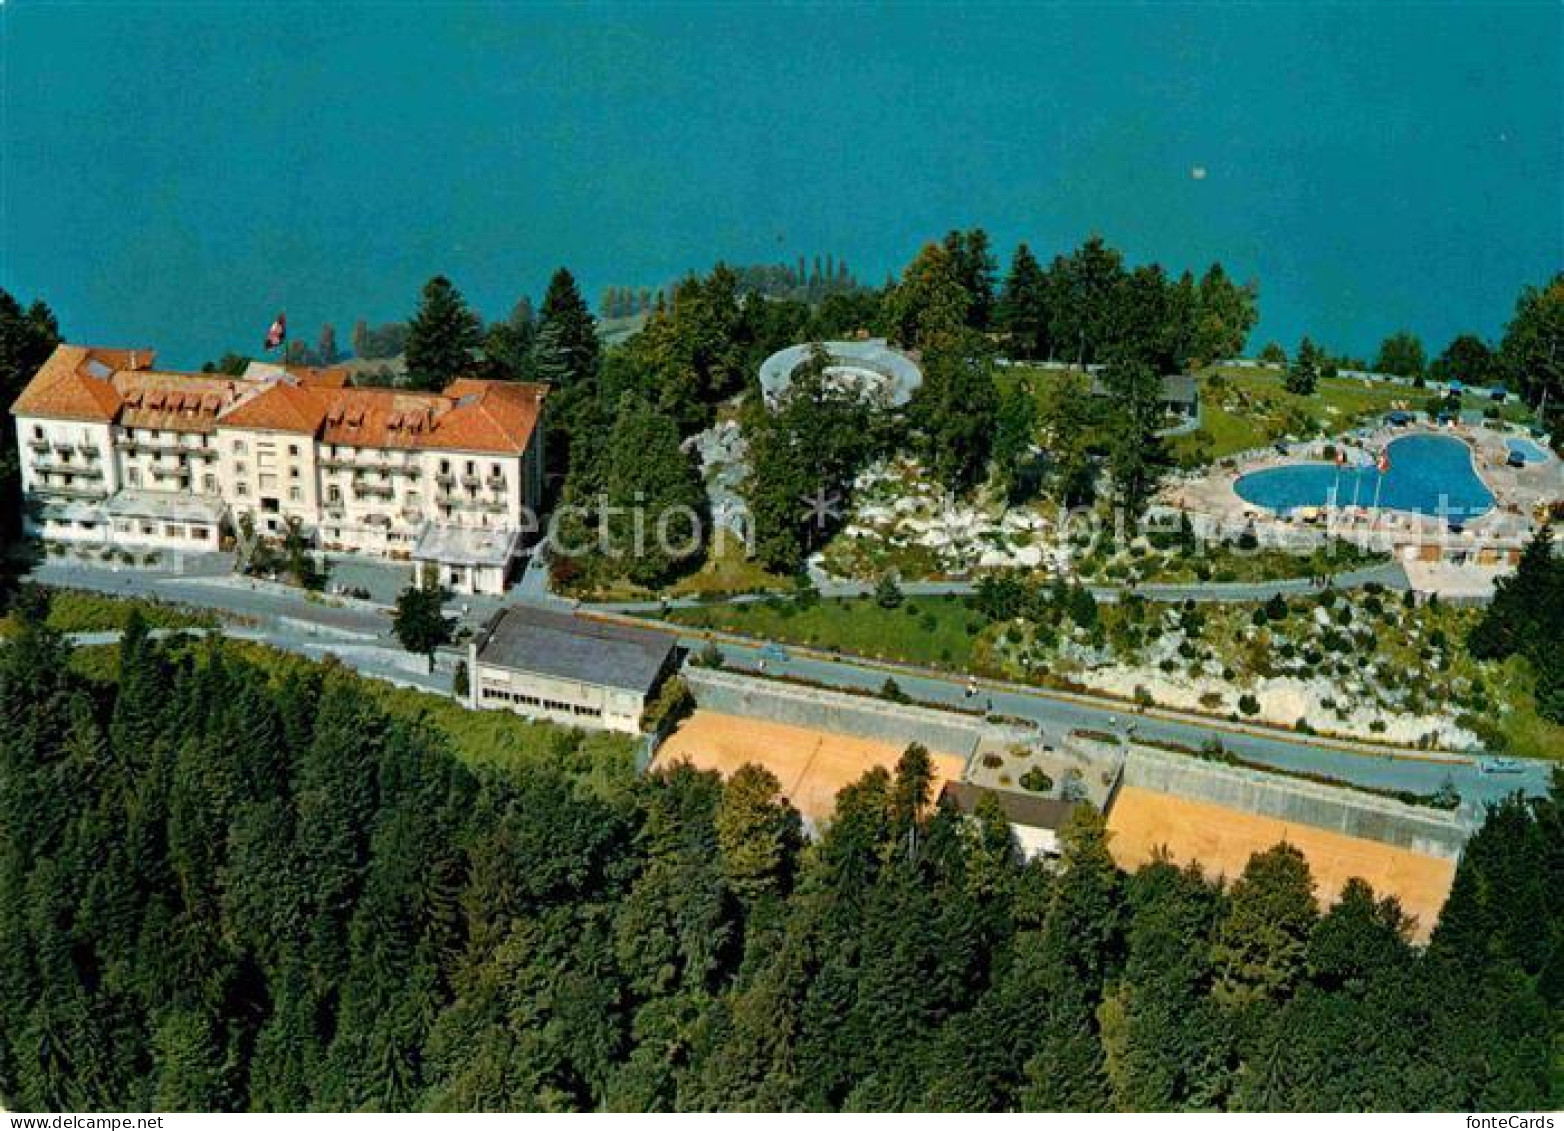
10, 345, 155, 422
218, 382, 328, 433
11, 344, 546, 455
113, 371, 245, 433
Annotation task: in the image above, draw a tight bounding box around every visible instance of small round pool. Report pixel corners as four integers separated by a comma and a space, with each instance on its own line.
1235, 434, 1495, 518
1506, 437, 1550, 464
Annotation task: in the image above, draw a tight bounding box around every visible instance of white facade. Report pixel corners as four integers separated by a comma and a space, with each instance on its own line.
466, 606, 678, 734
12, 347, 546, 593
18, 416, 225, 552
469, 662, 651, 734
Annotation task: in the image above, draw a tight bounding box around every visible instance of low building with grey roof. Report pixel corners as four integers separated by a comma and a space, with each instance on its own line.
467, 605, 679, 734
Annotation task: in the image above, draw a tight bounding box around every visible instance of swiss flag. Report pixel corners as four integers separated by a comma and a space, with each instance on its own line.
264, 312, 287, 351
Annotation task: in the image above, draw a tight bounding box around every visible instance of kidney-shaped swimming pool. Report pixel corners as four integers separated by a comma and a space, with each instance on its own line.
1235, 434, 1495, 518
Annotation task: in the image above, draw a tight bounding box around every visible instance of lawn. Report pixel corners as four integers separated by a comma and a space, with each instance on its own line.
1173, 365, 1536, 464
667, 593, 987, 670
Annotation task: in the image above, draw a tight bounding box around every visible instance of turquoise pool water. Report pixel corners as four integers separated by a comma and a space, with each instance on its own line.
1506, 438, 1550, 463
1235, 435, 1494, 518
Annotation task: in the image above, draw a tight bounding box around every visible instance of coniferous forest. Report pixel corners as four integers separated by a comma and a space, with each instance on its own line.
0, 595, 1558, 1112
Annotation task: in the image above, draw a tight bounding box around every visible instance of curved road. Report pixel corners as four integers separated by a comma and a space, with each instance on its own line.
25, 554, 1549, 811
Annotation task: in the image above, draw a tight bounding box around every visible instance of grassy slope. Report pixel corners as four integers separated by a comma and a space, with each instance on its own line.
1174, 365, 1535, 463
669, 593, 985, 670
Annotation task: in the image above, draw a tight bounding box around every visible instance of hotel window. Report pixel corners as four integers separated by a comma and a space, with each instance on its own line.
236, 482, 249, 497
328, 486, 342, 503
288, 444, 299, 457
233, 440, 246, 454
202, 474, 217, 493
127, 469, 141, 486
32, 425, 43, 441
289, 486, 302, 503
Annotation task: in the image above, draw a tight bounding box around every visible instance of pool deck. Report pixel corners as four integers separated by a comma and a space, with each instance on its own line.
1164, 423, 1562, 584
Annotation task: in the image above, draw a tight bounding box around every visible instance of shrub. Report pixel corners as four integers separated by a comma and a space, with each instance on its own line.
874, 573, 904, 609
1238, 693, 1261, 716
1019, 766, 1054, 793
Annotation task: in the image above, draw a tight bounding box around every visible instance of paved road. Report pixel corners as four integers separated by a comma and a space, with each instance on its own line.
596, 560, 1412, 613
648, 626, 1548, 811
26, 555, 1550, 810
31, 557, 460, 695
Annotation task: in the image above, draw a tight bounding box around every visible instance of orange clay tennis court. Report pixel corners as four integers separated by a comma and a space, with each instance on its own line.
654, 710, 967, 822
1106, 785, 1456, 937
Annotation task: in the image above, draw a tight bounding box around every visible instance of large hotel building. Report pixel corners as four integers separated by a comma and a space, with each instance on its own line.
9, 344, 547, 594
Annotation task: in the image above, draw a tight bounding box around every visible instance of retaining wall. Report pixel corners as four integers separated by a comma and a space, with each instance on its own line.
1123, 745, 1471, 860
683, 667, 993, 760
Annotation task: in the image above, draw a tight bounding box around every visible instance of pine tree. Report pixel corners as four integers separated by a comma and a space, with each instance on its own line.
534, 268, 600, 391
1286, 336, 1321, 395
997, 242, 1051, 359
404, 276, 481, 391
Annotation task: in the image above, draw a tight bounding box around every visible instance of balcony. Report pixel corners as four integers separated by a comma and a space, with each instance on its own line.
353, 481, 395, 499
27, 437, 50, 452
486, 475, 507, 491
36, 458, 105, 479
118, 435, 211, 456
36, 481, 108, 501
434, 472, 456, 488
460, 474, 483, 489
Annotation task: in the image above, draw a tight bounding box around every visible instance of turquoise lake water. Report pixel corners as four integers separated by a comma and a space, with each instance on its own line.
1235, 435, 1495, 519
3, 3, 1560, 368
